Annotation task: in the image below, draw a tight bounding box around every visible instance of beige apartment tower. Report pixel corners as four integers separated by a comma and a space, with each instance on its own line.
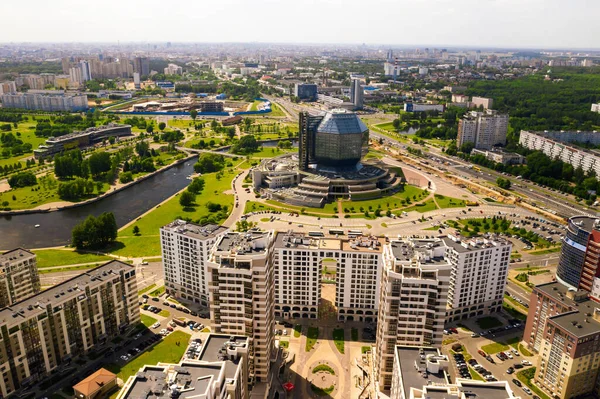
0, 248, 40, 308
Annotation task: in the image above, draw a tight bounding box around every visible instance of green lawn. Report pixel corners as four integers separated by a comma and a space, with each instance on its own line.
249, 146, 296, 159
503, 300, 528, 321
150, 286, 165, 297
481, 342, 509, 354
294, 325, 302, 338
140, 314, 157, 327
361, 346, 371, 354
33, 249, 112, 268
528, 247, 561, 255
244, 201, 277, 214
106, 331, 190, 381
312, 364, 335, 375
476, 316, 503, 329
138, 284, 157, 295
268, 103, 286, 117
306, 327, 319, 352
404, 199, 438, 213
517, 368, 550, 399
469, 366, 486, 381
38, 264, 97, 274
279, 340, 289, 348
434, 194, 466, 209
158, 310, 170, 318
332, 328, 345, 354
0, 121, 46, 168
341, 185, 427, 214
109, 169, 236, 257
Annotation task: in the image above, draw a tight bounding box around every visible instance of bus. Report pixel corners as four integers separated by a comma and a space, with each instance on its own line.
348, 230, 363, 237
328, 229, 344, 236
308, 231, 325, 237
473, 166, 481, 172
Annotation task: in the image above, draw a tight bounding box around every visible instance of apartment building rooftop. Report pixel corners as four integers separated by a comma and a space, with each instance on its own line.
396, 346, 449, 399
549, 306, 600, 338
215, 230, 270, 255
534, 281, 589, 307
273, 231, 383, 253
162, 219, 227, 240
0, 248, 35, 263
442, 234, 510, 253
390, 239, 447, 265
569, 215, 600, 233
119, 334, 248, 399
0, 260, 133, 324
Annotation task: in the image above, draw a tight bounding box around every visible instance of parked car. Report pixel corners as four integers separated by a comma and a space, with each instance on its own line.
512, 379, 522, 387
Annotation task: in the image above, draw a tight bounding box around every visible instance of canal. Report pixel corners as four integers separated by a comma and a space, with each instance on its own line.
0, 158, 197, 249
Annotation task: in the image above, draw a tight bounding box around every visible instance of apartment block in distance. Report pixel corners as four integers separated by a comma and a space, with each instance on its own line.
375, 238, 452, 390
0, 261, 139, 398
118, 334, 249, 399
0, 92, 88, 112
457, 109, 509, 150
0, 249, 40, 308
206, 230, 275, 384
271, 231, 383, 321
444, 234, 511, 321
160, 220, 228, 307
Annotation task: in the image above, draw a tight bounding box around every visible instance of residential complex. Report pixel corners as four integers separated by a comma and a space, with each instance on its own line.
0, 91, 88, 112
33, 123, 132, 158
389, 345, 521, 399
117, 334, 249, 399
519, 130, 600, 177
160, 220, 228, 307
0, 249, 40, 308
444, 234, 511, 320
271, 231, 383, 321
375, 238, 452, 389
0, 261, 139, 398
457, 110, 509, 150
206, 230, 275, 383
0, 81, 16, 95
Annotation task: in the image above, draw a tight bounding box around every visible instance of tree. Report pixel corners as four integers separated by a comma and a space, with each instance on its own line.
132, 225, 140, 235
8, 172, 37, 188
190, 110, 198, 121
135, 141, 150, 158
146, 125, 154, 133
71, 212, 117, 249
179, 190, 196, 207
496, 177, 511, 190
188, 177, 205, 194
158, 122, 166, 131
231, 135, 258, 154
194, 153, 225, 174
88, 151, 112, 178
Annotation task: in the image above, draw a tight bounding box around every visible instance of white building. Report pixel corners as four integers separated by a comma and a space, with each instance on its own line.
375, 238, 452, 390
79, 60, 92, 81
0, 248, 40, 308
0, 81, 17, 95
519, 130, 600, 176
457, 110, 509, 150
0, 92, 88, 112
444, 234, 511, 322
272, 231, 383, 322
206, 230, 275, 384
164, 63, 183, 75
471, 96, 494, 110
69, 66, 83, 86
592, 103, 600, 113
160, 220, 228, 307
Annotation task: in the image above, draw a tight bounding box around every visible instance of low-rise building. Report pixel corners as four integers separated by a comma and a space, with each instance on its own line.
471, 148, 525, 165
117, 334, 249, 399
592, 104, 600, 113
0, 261, 139, 398
0, 248, 40, 308
471, 96, 494, 109
73, 368, 117, 399
198, 101, 224, 113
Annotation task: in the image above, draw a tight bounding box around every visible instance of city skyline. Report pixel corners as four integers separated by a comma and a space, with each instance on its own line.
3, 0, 600, 49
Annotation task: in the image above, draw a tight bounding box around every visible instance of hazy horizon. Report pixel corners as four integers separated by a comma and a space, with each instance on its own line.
4, 0, 600, 49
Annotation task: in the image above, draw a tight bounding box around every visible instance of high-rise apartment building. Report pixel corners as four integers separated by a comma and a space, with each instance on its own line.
457, 110, 509, 150
0, 261, 139, 398
350, 78, 364, 109
160, 220, 228, 307
294, 83, 318, 101
0, 249, 40, 308
375, 238, 452, 390
133, 56, 149, 76
206, 230, 275, 383
164, 63, 183, 75
555, 216, 600, 289
69, 66, 83, 86
79, 60, 92, 81
444, 234, 511, 321
0, 81, 17, 95
271, 231, 383, 321
0, 92, 88, 112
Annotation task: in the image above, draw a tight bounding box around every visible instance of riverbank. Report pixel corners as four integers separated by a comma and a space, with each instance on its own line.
0, 153, 196, 216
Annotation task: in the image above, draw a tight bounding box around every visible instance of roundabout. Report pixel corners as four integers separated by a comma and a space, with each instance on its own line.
308, 361, 339, 397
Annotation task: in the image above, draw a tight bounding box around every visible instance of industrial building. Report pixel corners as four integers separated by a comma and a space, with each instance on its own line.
117, 335, 249, 399
0, 261, 139, 398
0, 92, 88, 112
34, 123, 132, 158
0, 248, 40, 308
160, 220, 228, 307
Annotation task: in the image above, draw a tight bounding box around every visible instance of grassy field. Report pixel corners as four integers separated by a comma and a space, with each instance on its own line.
517, 368, 550, 399
294, 325, 302, 338
250, 146, 296, 159
38, 264, 98, 274
244, 201, 277, 214
341, 185, 427, 213
403, 199, 437, 213
268, 103, 286, 117
528, 247, 561, 255
481, 342, 509, 354
306, 327, 319, 352
109, 168, 236, 257
0, 121, 46, 168
106, 331, 190, 382
332, 328, 345, 354
434, 194, 466, 209
138, 284, 157, 295
33, 249, 112, 268
140, 314, 157, 327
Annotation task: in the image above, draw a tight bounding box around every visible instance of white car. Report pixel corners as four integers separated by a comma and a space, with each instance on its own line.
512, 349, 520, 356
521, 360, 532, 366
522, 387, 532, 395
151, 322, 161, 329
505, 352, 513, 359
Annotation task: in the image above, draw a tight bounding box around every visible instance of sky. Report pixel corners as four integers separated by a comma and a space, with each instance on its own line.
3, 0, 600, 49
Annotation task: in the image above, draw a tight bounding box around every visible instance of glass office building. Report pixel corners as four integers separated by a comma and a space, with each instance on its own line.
556, 216, 599, 288
313, 110, 369, 167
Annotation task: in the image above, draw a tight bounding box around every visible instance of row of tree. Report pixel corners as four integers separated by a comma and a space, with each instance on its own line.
71, 212, 117, 249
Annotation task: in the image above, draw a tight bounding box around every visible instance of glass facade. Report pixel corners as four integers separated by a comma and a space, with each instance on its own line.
312, 110, 369, 167
557, 217, 596, 287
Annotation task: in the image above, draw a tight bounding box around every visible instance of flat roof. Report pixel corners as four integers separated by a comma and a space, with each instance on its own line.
0, 260, 133, 324
162, 220, 227, 240
273, 231, 383, 253
199, 334, 248, 379
0, 248, 35, 262
215, 231, 270, 255
390, 239, 447, 265
549, 306, 600, 338
569, 215, 600, 234
396, 346, 447, 399
534, 281, 589, 307
442, 235, 510, 253
457, 380, 517, 399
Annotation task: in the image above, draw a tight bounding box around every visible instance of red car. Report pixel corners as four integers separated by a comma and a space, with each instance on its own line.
478, 349, 487, 357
